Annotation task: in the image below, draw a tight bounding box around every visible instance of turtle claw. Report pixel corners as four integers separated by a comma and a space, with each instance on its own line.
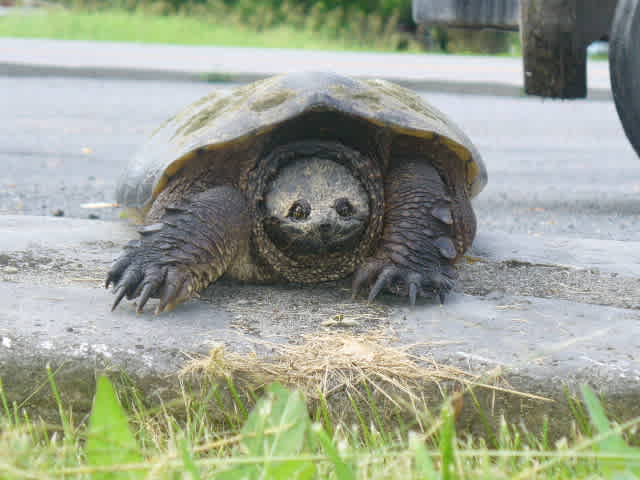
352, 258, 455, 306
409, 282, 418, 307
110, 269, 142, 311
106, 245, 197, 313
367, 266, 397, 302
111, 286, 128, 312
105, 264, 121, 290
155, 269, 189, 314
136, 283, 155, 314
438, 291, 447, 305
351, 267, 371, 299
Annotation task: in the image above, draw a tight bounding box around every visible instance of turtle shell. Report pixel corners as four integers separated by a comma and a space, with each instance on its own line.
116, 72, 487, 210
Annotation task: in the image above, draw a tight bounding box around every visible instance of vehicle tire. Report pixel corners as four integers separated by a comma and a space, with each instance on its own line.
610, 0, 640, 157
520, 0, 587, 99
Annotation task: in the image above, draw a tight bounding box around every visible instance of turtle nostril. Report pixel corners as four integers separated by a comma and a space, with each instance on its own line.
319, 223, 332, 234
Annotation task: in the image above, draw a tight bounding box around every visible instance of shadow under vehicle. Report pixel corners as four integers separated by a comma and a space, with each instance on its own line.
412, 0, 640, 157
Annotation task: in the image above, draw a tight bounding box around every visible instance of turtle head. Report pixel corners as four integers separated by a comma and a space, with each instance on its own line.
264, 157, 369, 256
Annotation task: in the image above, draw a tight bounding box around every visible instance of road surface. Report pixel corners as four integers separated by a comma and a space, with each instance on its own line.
1, 75, 638, 240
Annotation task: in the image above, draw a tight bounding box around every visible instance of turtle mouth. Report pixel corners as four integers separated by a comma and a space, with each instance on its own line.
264, 215, 367, 256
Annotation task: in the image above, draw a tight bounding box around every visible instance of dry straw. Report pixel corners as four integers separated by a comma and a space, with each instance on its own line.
182, 329, 549, 411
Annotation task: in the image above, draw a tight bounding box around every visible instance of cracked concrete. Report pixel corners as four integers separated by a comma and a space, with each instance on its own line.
0, 215, 639, 433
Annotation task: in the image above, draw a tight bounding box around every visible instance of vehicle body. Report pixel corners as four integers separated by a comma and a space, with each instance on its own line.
413, 0, 640, 157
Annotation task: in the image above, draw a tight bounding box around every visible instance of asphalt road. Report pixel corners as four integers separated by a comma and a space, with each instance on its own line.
1, 76, 639, 241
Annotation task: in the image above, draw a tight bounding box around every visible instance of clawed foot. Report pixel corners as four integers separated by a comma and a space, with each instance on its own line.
352, 258, 456, 306
106, 242, 198, 314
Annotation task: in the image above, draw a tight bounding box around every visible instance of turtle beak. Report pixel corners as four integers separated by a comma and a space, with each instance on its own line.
317, 211, 338, 243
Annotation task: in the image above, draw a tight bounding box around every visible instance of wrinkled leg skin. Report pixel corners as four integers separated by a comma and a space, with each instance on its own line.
106, 186, 251, 314
353, 160, 476, 305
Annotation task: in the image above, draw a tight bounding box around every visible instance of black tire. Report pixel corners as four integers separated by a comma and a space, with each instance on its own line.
610, 0, 640, 157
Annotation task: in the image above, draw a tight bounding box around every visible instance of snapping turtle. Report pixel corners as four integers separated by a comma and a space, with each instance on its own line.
107, 72, 486, 314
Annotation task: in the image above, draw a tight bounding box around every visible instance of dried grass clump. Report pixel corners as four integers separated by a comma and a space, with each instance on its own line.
182, 330, 497, 410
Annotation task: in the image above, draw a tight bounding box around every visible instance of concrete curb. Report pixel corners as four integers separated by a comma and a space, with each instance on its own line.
0, 38, 613, 99
1, 61, 614, 100
0, 60, 534, 98
1, 216, 638, 433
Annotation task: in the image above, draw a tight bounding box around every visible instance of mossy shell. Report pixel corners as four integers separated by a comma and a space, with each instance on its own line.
116, 72, 487, 209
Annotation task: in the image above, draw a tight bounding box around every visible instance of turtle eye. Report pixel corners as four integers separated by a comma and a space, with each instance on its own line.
334, 198, 354, 218
288, 200, 311, 220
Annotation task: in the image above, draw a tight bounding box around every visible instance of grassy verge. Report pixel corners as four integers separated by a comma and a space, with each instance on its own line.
1, 366, 640, 479
0, 7, 419, 51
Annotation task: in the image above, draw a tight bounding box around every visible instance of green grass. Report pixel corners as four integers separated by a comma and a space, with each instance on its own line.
1, 373, 640, 479
0, 8, 418, 51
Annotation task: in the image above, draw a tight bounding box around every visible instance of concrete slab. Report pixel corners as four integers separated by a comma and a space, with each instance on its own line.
473, 232, 640, 278
1, 215, 639, 430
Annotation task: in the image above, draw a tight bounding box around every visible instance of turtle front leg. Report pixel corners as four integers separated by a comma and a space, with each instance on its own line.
106, 185, 251, 314
353, 160, 475, 305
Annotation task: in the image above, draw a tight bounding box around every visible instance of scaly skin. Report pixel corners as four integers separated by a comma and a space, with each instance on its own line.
106, 186, 251, 314
107, 155, 475, 312
352, 159, 475, 305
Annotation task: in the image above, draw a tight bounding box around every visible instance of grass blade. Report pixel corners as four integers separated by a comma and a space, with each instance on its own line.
409, 432, 437, 479
440, 403, 457, 480
218, 384, 315, 479
0, 377, 11, 422
181, 434, 201, 480
46, 364, 73, 442
581, 385, 640, 478
86, 376, 144, 479
310, 423, 355, 480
